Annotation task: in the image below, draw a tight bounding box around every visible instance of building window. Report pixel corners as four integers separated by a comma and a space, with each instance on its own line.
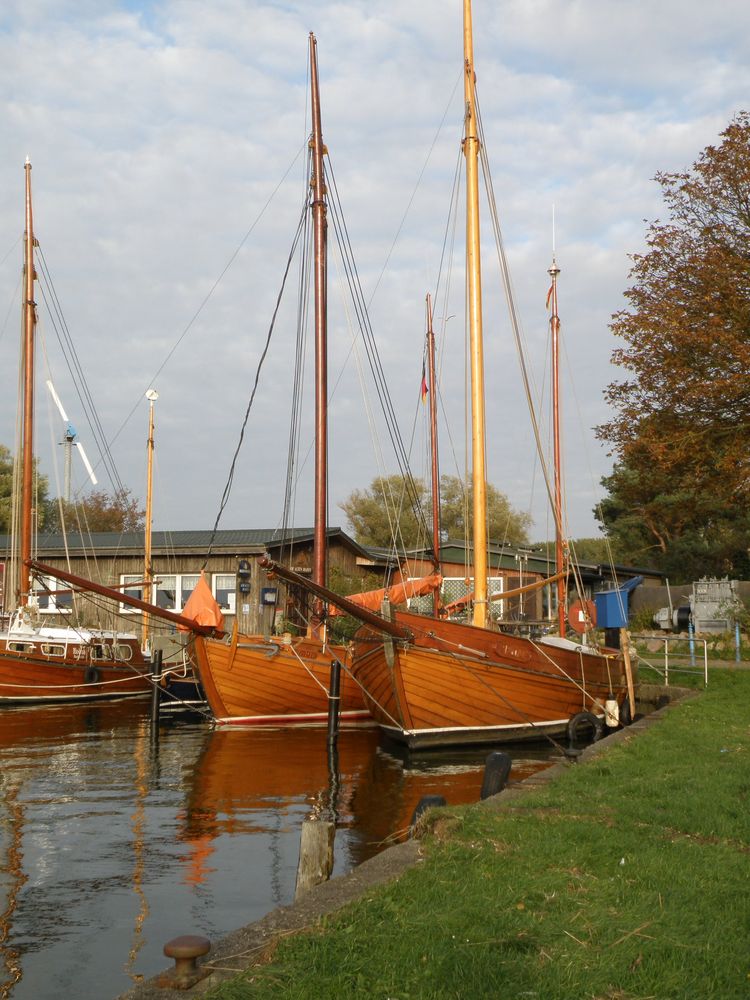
122, 575, 144, 609
154, 575, 177, 610
32, 576, 72, 613
119, 573, 234, 614
181, 575, 200, 607
213, 574, 236, 613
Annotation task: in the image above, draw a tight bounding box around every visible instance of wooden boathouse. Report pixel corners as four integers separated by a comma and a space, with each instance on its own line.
1, 527, 660, 639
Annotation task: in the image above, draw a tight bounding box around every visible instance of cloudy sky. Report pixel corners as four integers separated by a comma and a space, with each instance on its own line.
1, 0, 748, 545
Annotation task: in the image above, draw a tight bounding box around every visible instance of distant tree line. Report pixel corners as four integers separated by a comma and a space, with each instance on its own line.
0, 443, 144, 535
339, 473, 531, 550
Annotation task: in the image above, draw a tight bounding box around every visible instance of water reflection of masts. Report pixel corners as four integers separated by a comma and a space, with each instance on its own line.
124, 722, 150, 982
0, 776, 26, 998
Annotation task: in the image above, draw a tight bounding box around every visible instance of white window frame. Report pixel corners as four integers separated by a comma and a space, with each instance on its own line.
119, 572, 213, 614
154, 574, 178, 612
120, 575, 144, 613
213, 574, 236, 613
33, 575, 73, 614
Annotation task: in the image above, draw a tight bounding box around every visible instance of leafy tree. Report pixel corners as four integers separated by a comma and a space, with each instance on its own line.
45, 487, 145, 534
0, 443, 51, 533
561, 536, 611, 565
339, 473, 531, 550
596, 112, 750, 580
339, 474, 427, 550
0, 445, 13, 533
439, 474, 531, 546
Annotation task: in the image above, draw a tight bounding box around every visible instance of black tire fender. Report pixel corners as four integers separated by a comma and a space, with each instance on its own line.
567, 711, 603, 745
83, 666, 101, 685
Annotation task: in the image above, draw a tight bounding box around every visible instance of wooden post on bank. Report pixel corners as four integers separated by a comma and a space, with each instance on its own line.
295, 816, 335, 899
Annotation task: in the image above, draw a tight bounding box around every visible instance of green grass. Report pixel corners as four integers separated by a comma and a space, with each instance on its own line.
205, 668, 750, 1000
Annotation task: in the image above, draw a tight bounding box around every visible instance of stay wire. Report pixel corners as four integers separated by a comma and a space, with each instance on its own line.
109, 141, 308, 453
35, 248, 126, 497
202, 201, 309, 567
325, 160, 434, 562
280, 149, 314, 562
474, 94, 556, 524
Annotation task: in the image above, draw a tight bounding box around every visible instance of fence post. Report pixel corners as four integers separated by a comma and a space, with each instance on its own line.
704, 639, 709, 686
689, 621, 695, 666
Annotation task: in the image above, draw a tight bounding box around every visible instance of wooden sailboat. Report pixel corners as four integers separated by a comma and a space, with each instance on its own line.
0, 160, 152, 704
349, 1, 629, 748
190, 35, 369, 728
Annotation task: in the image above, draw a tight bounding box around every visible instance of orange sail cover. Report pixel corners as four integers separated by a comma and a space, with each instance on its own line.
328, 574, 442, 616
178, 572, 225, 632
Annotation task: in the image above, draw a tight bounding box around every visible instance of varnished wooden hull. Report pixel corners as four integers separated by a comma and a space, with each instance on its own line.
193, 632, 370, 726
0, 642, 151, 704
353, 610, 629, 748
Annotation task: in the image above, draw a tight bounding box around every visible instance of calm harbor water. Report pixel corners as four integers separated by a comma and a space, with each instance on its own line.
0, 698, 554, 999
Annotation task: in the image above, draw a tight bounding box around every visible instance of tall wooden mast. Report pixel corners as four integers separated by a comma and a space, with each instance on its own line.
548, 258, 567, 635
463, 0, 488, 628
19, 158, 36, 606
426, 294, 442, 616
309, 32, 328, 631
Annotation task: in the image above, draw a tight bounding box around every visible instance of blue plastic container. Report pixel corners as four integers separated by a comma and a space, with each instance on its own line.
593, 576, 643, 629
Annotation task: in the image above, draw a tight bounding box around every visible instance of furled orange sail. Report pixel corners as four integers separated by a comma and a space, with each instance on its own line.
328, 573, 442, 616
179, 572, 225, 632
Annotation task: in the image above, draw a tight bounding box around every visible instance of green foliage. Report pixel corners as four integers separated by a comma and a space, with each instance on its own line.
44, 487, 145, 533
339, 473, 531, 550
0, 442, 51, 532
597, 112, 750, 579
339, 473, 426, 550
0, 443, 141, 536
534, 535, 611, 564
204, 670, 750, 1000
628, 603, 658, 632
0, 444, 13, 532
326, 565, 383, 642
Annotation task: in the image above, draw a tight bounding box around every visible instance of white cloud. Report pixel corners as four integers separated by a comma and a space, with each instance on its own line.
0, 0, 748, 546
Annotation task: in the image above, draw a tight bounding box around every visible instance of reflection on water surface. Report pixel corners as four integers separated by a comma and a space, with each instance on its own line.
0, 700, 553, 999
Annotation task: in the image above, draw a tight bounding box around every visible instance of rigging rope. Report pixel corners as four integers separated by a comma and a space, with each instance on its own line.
108, 141, 308, 453
325, 159, 435, 564
36, 248, 126, 498
280, 146, 314, 564
201, 202, 309, 567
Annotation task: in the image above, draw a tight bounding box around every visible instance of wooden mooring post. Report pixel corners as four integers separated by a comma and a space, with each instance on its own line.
149, 648, 162, 731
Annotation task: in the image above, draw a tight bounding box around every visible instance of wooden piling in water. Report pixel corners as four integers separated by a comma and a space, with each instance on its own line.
150, 648, 162, 727
326, 658, 341, 745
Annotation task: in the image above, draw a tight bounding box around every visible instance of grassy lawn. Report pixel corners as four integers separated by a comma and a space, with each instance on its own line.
205, 668, 750, 1000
